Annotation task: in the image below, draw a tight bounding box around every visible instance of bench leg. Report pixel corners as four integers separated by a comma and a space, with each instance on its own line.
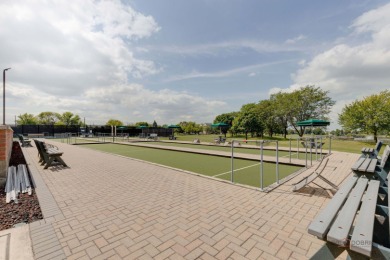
55, 157, 68, 167
44, 157, 56, 169
44, 156, 68, 169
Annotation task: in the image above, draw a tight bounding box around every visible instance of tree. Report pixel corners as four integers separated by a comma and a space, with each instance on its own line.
135, 122, 149, 127
281, 86, 335, 137
57, 112, 81, 126
179, 121, 202, 134
17, 113, 38, 125
257, 100, 279, 137
235, 103, 263, 140
270, 92, 291, 138
106, 119, 123, 126
214, 112, 238, 137
37, 112, 60, 125
152, 120, 158, 128
339, 90, 390, 142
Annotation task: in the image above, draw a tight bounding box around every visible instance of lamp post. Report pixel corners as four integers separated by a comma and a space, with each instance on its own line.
3, 68, 11, 125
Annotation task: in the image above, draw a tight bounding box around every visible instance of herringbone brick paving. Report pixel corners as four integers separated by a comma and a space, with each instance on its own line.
22, 141, 359, 259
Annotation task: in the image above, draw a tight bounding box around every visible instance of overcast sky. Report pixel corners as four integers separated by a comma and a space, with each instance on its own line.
1, 0, 390, 128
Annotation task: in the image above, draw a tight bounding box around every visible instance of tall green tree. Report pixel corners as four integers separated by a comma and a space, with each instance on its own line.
37, 112, 60, 125
135, 122, 149, 127
214, 112, 238, 137
235, 103, 263, 140
257, 100, 279, 137
106, 119, 123, 126
339, 90, 390, 142
152, 120, 158, 128
179, 121, 202, 134
17, 113, 38, 125
270, 92, 291, 138
285, 86, 335, 136
57, 112, 81, 126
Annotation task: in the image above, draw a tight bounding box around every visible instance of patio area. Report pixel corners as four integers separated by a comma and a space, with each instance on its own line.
19, 141, 358, 259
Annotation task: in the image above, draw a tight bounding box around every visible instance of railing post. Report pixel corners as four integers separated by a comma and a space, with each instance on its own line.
289, 138, 292, 163
276, 141, 279, 184
305, 139, 308, 168
231, 140, 234, 183
260, 141, 264, 191
310, 138, 312, 166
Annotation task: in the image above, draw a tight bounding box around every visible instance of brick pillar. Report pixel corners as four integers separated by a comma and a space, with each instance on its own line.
0, 125, 14, 186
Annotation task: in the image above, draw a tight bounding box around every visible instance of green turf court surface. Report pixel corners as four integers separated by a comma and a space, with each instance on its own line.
134, 141, 325, 161
83, 143, 303, 189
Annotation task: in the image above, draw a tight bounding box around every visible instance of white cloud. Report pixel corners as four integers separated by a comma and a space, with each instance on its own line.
0, 0, 160, 97
83, 84, 227, 123
8, 82, 227, 125
165, 59, 296, 82
285, 35, 307, 44
0, 0, 226, 124
285, 3, 390, 128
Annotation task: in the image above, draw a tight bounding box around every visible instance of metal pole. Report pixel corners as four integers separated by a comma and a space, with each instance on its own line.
310, 138, 313, 166
231, 140, 234, 183
289, 138, 291, 163
260, 141, 264, 190
297, 138, 299, 159
3, 68, 11, 125
305, 139, 308, 168
329, 135, 332, 155
276, 141, 279, 184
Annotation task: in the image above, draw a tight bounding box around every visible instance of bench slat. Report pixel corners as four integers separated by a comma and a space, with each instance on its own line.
352, 157, 365, 171
350, 180, 380, 257
308, 175, 358, 239
358, 158, 371, 172
367, 159, 378, 173
327, 177, 369, 246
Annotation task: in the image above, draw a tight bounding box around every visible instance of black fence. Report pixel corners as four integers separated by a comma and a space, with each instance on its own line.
12, 125, 174, 138
12, 125, 81, 136
91, 126, 141, 136
141, 128, 173, 137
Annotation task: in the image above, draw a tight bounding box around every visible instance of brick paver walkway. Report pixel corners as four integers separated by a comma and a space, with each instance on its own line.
22, 141, 359, 259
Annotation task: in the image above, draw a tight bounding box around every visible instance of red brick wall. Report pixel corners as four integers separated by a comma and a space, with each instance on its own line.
0, 126, 14, 185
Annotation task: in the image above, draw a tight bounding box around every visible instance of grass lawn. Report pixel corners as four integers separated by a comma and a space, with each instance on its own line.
83, 143, 303, 188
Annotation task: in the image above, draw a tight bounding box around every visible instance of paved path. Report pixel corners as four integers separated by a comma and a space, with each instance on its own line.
21, 141, 359, 259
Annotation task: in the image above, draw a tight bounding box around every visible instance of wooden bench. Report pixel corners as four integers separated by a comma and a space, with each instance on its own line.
361, 140, 383, 158
34, 139, 68, 169
17, 134, 32, 147
308, 174, 387, 257
351, 157, 378, 173
308, 145, 390, 258
28, 133, 45, 138
147, 133, 158, 141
